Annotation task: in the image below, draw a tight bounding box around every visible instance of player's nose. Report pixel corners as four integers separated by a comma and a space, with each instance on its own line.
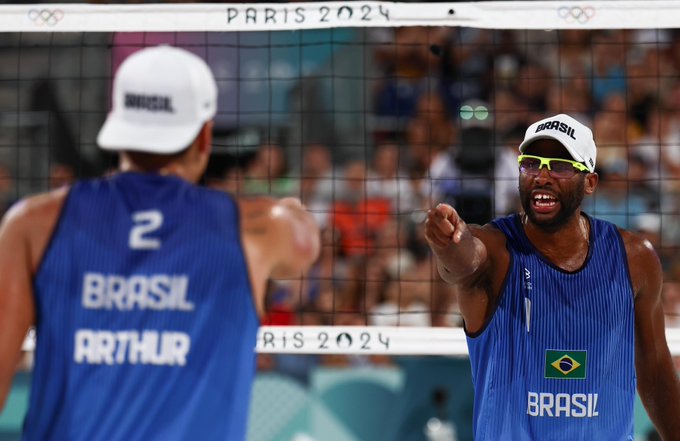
534, 165, 553, 182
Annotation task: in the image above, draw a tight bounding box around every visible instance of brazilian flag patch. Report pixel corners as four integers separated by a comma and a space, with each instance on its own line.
545, 350, 586, 379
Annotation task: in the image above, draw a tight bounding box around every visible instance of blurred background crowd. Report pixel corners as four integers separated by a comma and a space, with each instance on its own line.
2, 3, 680, 437
2, 26, 680, 370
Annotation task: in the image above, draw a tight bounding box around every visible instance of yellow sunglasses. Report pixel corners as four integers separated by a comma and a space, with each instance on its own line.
518, 154, 589, 179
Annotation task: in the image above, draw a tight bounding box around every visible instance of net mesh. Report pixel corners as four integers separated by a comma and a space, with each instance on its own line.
2, 2, 680, 356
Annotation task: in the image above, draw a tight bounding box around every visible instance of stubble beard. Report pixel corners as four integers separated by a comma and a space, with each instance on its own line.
519, 179, 585, 232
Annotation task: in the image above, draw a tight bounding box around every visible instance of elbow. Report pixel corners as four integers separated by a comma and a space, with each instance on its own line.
297, 220, 321, 271
271, 233, 319, 279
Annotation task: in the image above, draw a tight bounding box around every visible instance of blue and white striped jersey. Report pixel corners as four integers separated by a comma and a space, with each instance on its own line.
24, 172, 259, 441
467, 213, 635, 441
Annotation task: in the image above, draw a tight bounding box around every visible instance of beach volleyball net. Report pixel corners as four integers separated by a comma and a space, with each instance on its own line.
2, 1, 680, 356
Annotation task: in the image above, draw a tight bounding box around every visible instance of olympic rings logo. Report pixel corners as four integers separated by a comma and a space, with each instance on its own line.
557, 6, 596, 24
28, 9, 64, 27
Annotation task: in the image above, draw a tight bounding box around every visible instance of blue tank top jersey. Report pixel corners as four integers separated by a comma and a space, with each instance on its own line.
466, 213, 635, 441
24, 172, 260, 441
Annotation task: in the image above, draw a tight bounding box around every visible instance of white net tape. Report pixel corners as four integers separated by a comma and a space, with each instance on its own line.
3, 1, 680, 32
21, 327, 680, 355
256, 326, 680, 355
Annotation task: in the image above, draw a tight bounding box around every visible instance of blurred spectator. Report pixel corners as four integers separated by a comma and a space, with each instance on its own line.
415, 92, 457, 146
299, 143, 336, 228
405, 93, 460, 209
205, 165, 245, 195
513, 63, 552, 113
413, 119, 460, 205
583, 160, 649, 229
331, 160, 391, 257
263, 280, 299, 326
373, 218, 417, 283
591, 31, 627, 107
626, 63, 659, 129
401, 91, 457, 187
662, 282, 680, 327
546, 78, 591, 123
372, 142, 420, 214
406, 104, 458, 201
370, 275, 431, 327
493, 125, 523, 217
492, 30, 524, 89
301, 228, 349, 309
414, 252, 462, 328
440, 28, 494, 107
48, 163, 75, 189
305, 282, 338, 326
633, 107, 680, 249
633, 213, 677, 271
633, 106, 680, 178
492, 88, 528, 135
0, 164, 15, 216
448, 100, 496, 224
542, 30, 592, 80
204, 153, 252, 195
626, 152, 660, 211
300, 143, 334, 203
405, 118, 437, 181
337, 256, 390, 324
592, 95, 631, 164
373, 27, 448, 117
244, 143, 298, 196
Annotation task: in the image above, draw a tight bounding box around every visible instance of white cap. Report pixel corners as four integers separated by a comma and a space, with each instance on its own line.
97, 45, 217, 154
519, 114, 597, 173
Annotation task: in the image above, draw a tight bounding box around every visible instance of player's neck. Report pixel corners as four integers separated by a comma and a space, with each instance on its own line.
119, 158, 194, 182
522, 211, 590, 266
119, 151, 201, 183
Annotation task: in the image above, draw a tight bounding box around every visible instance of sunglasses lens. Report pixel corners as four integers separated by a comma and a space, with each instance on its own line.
519, 156, 581, 178
519, 157, 542, 174
549, 160, 577, 178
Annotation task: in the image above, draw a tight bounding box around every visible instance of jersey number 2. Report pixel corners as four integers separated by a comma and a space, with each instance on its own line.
129, 210, 163, 250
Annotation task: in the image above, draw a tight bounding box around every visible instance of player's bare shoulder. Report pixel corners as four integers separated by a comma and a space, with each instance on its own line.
4, 187, 69, 230
237, 196, 319, 255
236, 195, 319, 302
617, 227, 654, 253
617, 228, 662, 299
0, 187, 70, 273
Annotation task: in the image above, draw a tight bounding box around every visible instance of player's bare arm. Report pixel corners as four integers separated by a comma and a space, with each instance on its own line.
623, 229, 680, 440
0, 188, 67, 410
424, 202, 509, 332
239, 196, 320, 316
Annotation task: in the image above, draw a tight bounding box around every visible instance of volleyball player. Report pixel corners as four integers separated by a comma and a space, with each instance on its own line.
0, 45, 320, 441
425, 114, 680, 440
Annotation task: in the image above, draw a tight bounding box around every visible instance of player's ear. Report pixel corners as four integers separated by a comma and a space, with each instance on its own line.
584, 172, 598, 195
197, 121, 214, 155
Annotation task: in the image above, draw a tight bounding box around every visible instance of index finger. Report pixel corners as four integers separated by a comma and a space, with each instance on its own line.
434, 203, 457, 221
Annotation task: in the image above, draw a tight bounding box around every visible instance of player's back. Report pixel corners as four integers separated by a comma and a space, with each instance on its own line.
23, 172, 259, 441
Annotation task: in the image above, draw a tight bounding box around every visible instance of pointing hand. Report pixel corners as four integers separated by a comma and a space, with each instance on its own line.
424, 203, 467, 249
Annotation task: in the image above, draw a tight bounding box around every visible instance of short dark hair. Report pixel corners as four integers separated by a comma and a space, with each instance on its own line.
124, 145, 191, 172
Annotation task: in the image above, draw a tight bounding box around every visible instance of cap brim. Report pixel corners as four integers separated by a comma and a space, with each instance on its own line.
97, 116, 202, 154
519, 132, 586, 164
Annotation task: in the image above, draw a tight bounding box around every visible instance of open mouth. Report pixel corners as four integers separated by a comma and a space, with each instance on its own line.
532, 192, 558, 213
